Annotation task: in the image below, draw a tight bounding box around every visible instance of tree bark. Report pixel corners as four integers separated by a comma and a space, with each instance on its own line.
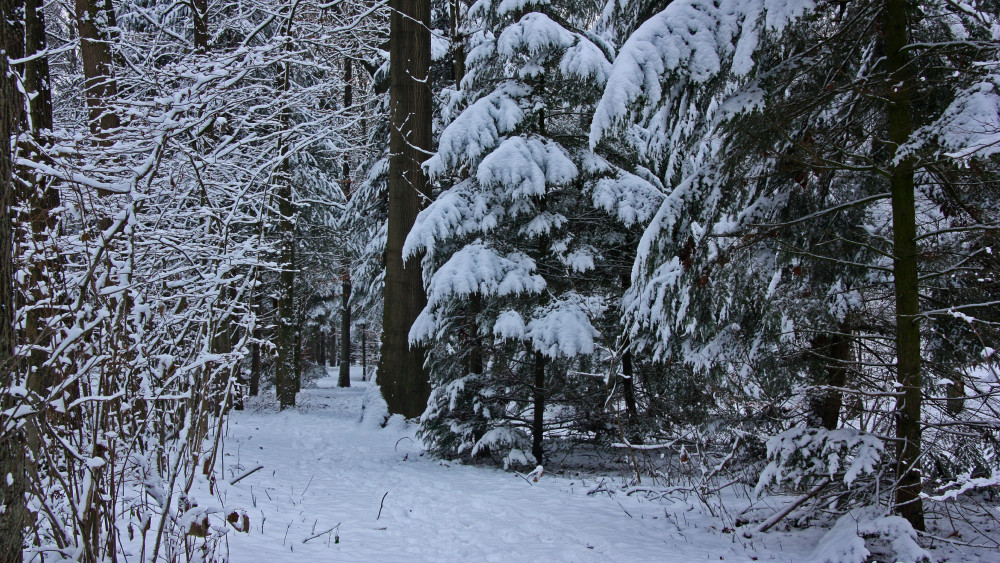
339, 281, 351, 387
0, 0, 25, 556
339, 58, 353, 388
192, 0, 209, 53
317, 329, 326, 367
249, 339, 261, 397
810, 330, 852, 430
361, 324, 367, 380
376, 0, 432, 418
532, 351, 546, 464
74, 0, 120, 137
620, 274, 637, 419
885, 0, 924, 531
450, 0, 465, 86
275, 156, 296, 408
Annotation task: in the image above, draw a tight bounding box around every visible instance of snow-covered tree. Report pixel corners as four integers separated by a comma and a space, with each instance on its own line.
592, 0, 1000, 529
407, 0, 664, 466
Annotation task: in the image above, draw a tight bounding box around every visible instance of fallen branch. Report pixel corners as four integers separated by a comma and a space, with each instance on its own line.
752, 477, 831, 535
303, 523, 340, 544
229, 465, 264, 485
376, 491, 389, 520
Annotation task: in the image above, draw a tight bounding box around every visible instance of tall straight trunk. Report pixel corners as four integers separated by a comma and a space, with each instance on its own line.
885, 0, 924, 531
317, 329, 326, 366
339, 58, 353, 388
75, 0, 120, 137
377, 0, 432, 418
619, 274, 637, 419
249, 339, 261, 397
339, 282, 352, 387
468, 295, 482, 376
532, 351, 546, 464
274, 6, 299, 409
294, 315, 302, 393
192, 0, 209, 53
450, 0, 465, 86
21, 0, 60, 400
23, 0, 51, 132
275, 158, 296, 408
0, 0, 25, 557
330, 328, 337, 367
810, 330, 852, 430
361, 325, 367, 380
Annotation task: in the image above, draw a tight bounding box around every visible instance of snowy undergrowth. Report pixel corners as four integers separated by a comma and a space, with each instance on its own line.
140, 368, 999, 562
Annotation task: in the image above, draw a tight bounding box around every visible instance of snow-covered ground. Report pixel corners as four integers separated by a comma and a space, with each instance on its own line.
208, 368, 994, 562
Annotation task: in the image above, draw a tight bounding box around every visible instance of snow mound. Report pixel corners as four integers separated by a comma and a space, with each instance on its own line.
359, 384, 390, 428
809, 507, 930, 563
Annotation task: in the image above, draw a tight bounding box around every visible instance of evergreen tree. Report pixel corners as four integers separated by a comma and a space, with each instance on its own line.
409, 0, 660, 466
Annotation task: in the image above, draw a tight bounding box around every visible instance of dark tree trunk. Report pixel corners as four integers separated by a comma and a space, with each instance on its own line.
294, 316, 302, 394
810, 330, 852, 430
450, 0, 465, 86
619, 273, 637, 419
339, 58, 353, 389
21, 0, 60, 399
339, 281, 351, 387
24, 0, 51, 134
0, 0, 25, 556
361, 325, 367, 381
531, 351, 546, 464
74, 0, 120, 137
317, 329, 326, 367
275, 161, 296, 408
468, 295, 482, 376
621, 350, 638, 419
886, 0, 924, 531
192, 0, 209, 53
330, 328, 337, 367
249, 339, 261, 397
376, 0, 432, 418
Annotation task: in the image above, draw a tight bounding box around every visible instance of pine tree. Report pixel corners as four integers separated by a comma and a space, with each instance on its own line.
592, 0, 1000, 528
408, 0, 661, 465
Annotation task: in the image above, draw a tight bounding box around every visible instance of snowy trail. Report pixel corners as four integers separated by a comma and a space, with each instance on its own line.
215, 371, 805, 562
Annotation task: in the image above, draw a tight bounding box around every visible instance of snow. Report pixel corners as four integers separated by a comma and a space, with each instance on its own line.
497, 13, 576, 57
476, 136, 578, 199
808, 507, 930, 563
424, 83, 530, 179
209, 369, 829, 562
590, 0, 817, 148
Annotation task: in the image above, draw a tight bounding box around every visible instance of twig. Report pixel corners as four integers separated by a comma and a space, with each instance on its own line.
303, 523, 340, 544
229, 465, 264, 485
376, 491, 389, 520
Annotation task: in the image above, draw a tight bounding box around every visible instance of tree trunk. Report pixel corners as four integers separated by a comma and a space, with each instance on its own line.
361, 325, 367, 381
885, 0, 924, 531
810, 329, 852, 430
192, 0, 209, 53
450, 0, 465, 86
0, 0, 25, 556
74, 0, 120, 137
330, 328, 337, 367
376, 0, 432, 418
249, 339, 261, 397
294, 315, 302, 394
275, 161, 296, 408
339, 281, 351, 387
619, 274, 637, 419
532, 351, 546, 464
317, 329, 326, 367
339, 57, 353, 388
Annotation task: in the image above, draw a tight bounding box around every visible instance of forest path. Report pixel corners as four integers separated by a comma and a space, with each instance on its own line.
216, 369, 800, 562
